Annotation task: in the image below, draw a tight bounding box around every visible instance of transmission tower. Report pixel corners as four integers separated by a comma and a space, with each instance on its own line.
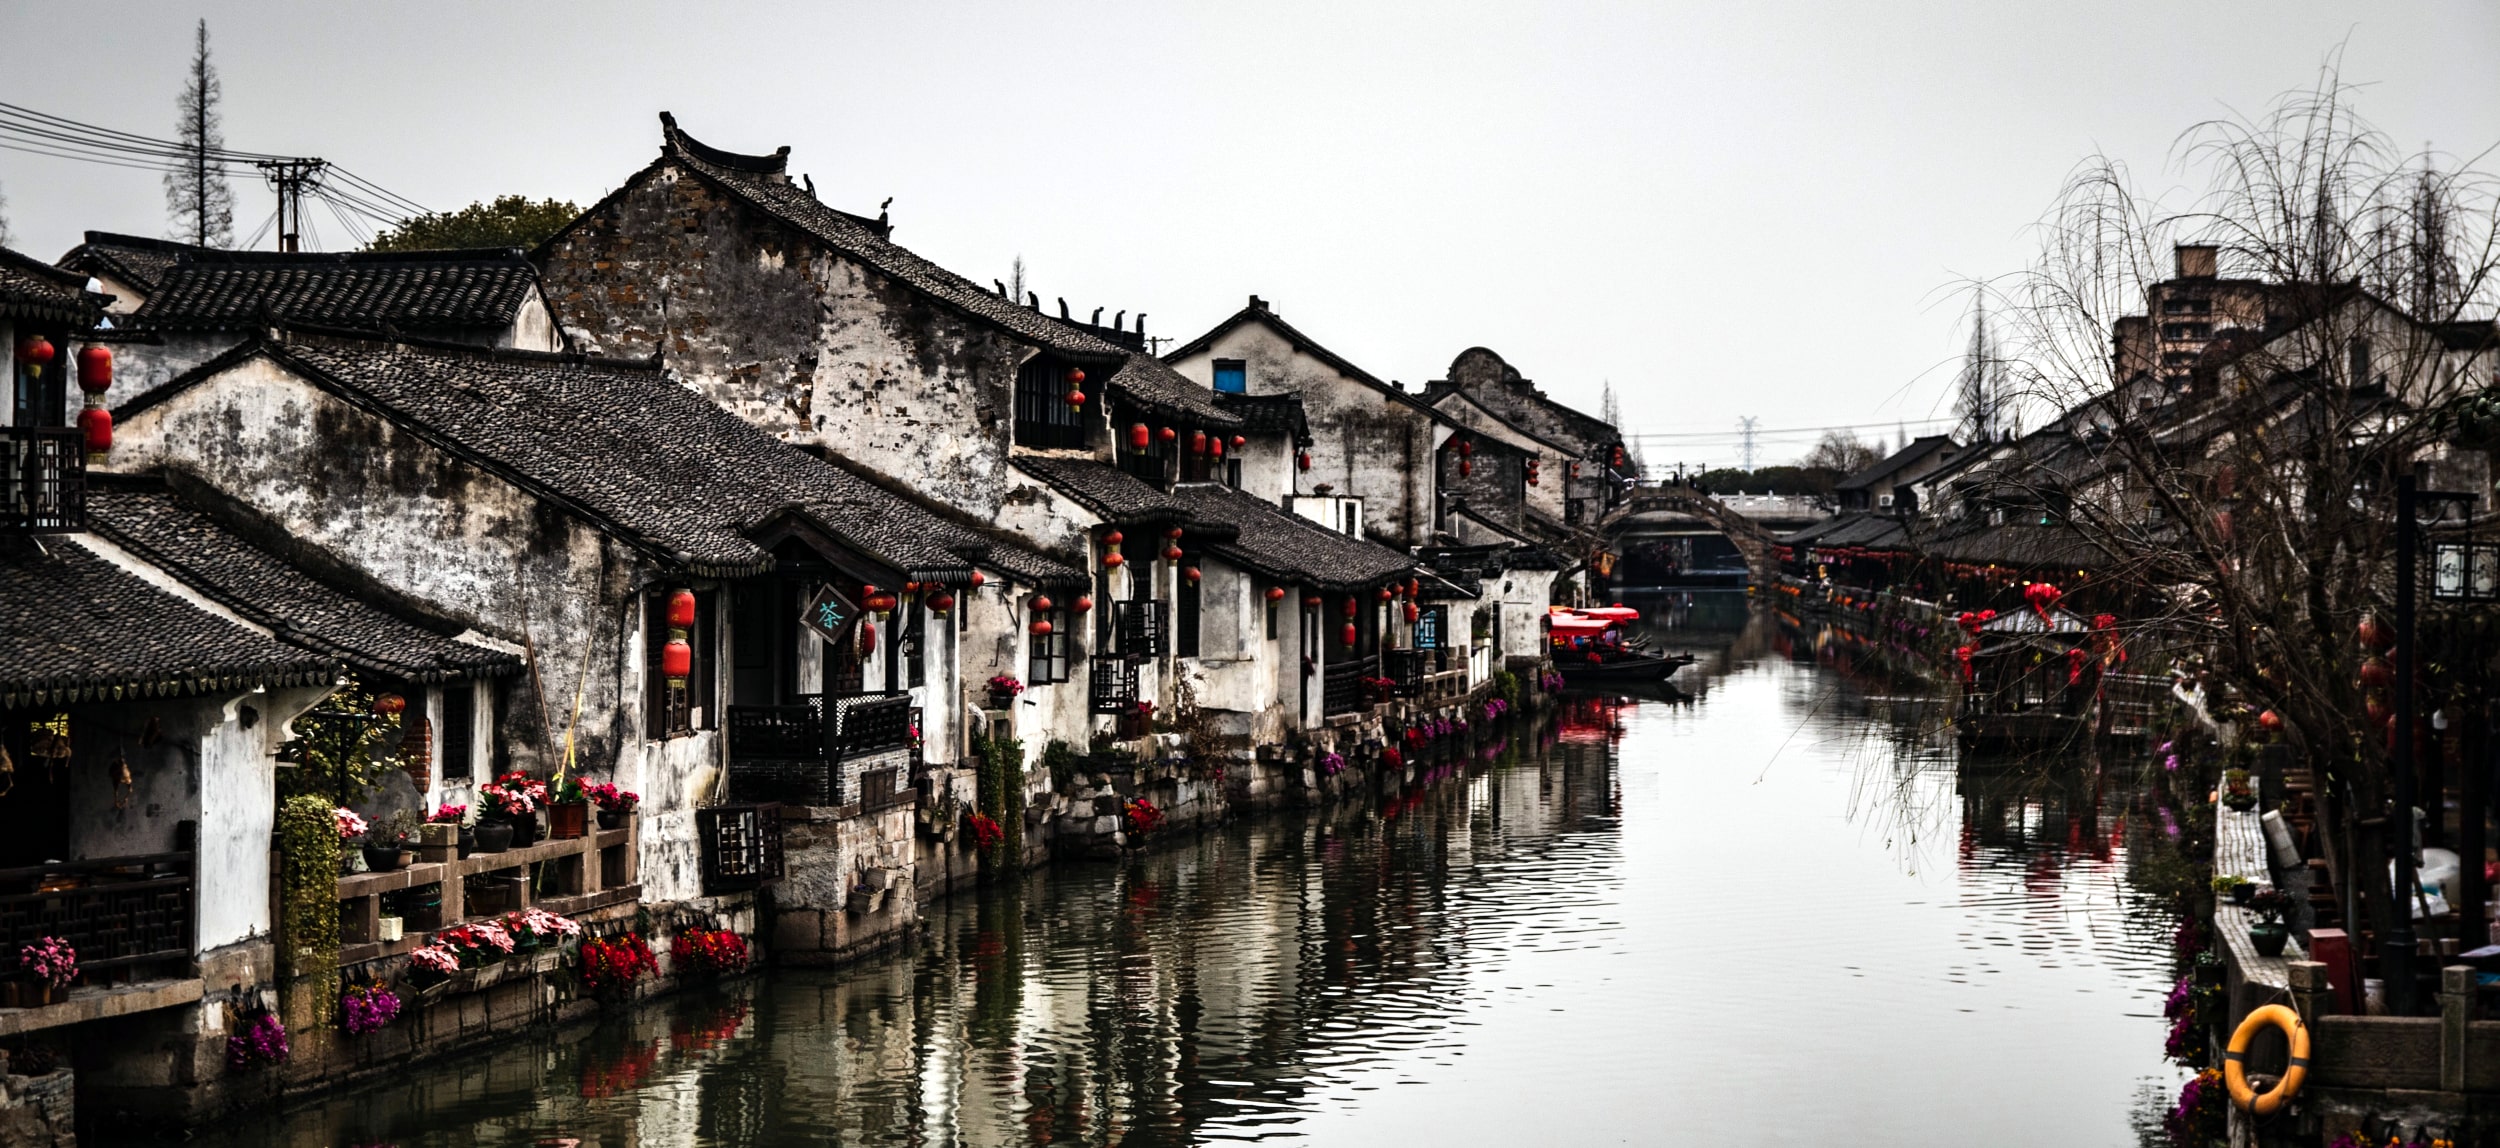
1737, 416, 1760, 471
255, 157, 327, 252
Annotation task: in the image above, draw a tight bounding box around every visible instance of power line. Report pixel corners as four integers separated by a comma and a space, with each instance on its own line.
1622, 416, 1957, 441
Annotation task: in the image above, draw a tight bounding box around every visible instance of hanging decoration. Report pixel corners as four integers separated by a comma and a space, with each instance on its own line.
1160, 426, 1178, 445
970, 571, 986, 589
662, 587, 694, 685
1340, 597, 1357, 619
1403, 601, 1420, 624
1304, 595, 1322, 609
1266, 586, 1286, 602
1031, 618, 1054, 636
1231, 435, 1246, 450
864, 585, 896, 620
1955, 645, 1975, 683
1072, 595, 1093, 613
1297, 450, 1311, 471
1162, 544, 1184, 562
1065, 367, 1088, 411
1191, 430, 1208, 455
75, 344, 111, 460
2022, 582, 2062, 623
1182, 566, 1201, 584
1341, 622, 1358, 646
15, 337, 52, 380
1032, 594, 1055, 613
2066, 646, 2088, 686
1527, 458, 1541, 485
1210, 437, 1224, 459
1130, 423, 1150, 451
928, 591, 956, 615
1103, 530, 1125, 568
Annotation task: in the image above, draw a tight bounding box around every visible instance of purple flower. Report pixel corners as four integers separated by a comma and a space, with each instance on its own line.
227, 1012, 290, 1070
2164, 754, 2180, 772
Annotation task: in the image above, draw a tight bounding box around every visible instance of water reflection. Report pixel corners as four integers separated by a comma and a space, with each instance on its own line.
191, 608, 2184, 1148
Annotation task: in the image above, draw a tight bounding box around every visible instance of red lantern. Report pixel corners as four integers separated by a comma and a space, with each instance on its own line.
1068, 367, 1087, 386
1304, 596, 1322, 609
1341, 598, 1357, 619
860, 623, 877, 655
1460, 459, 1473, 478
1033, 594, 1054, 612
1162, 545, 1184, 562
2258, 710, 2283, 733
1266, 586, 1286, 602
1130, 423, 1150, 451
1072, 595, 1093, 613
1378, 586, 1393, 601
1191, 430, 1207, 455
1031, 618, 1054, 636
1459, 440, 1474, 458
1403, 602, 1420, 623
1407, 578, 1420, 598
867, 592, 896, 618
970, 571, 986, 588
75, 345, 111, 394
1341, 623, 1358, 646
929, 591, 956, 615
1210, 437, 1224, 458
1298, 451, 1311, 471
1166, 526, 1185, 540
1104, 529, 1124, 547
667, 589, 697, 628
77, 407, 110, 456
1231, 435, 1246, 449
15, 337, 51, 374
2358, 615, 2391, 651
1183, 566, 1201, 584
1611, 446, 1625, 467
1066, 388, 1087, 409
1160, 426, 1178, 444
661, 639, 693, 681
372, 693, 407, 716
2358, 657, 2393, 690
1104, 552, 1126, 568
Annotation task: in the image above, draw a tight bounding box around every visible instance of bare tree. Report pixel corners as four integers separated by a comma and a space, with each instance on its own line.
1954, 296, 2009, 444
1992, 62, 2500, 951
0, 183, 12, 250
1800, 429, 1880, 474
165, 19, 234, 247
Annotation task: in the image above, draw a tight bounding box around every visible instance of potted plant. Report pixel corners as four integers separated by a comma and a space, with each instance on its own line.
478, 772, 545, 847
588, 782, 640, 831
334, 807, 370, 874
340, 984, 401, 1036
13, 937, 74, 1007
2246, 887, 2293, 957
986, 674, 1025, 710
426, 802, 470, 857
2211, 874, 2254, 905
405, 943, 460, 993
362, 810, 420, 872
2221, 768, 2257, 812
548, 776, 591, 840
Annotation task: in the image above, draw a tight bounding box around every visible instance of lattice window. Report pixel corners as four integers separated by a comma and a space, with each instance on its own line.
696, 804, 785, 893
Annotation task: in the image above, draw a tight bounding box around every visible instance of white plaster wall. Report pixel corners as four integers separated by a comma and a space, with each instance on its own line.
1168, 322, 1440, 546
104, 331, 236, 409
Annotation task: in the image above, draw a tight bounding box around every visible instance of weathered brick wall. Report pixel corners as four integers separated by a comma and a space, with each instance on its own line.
536, 163, 1032, 520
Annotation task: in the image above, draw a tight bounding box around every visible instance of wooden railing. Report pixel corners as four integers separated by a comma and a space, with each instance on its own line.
1, 427, 83, 534
1112, 600, 1167, 659
1323, 654, 1378, 717
334, 826, 638, 967
724, 691, 913, 805
0, 852, 190, 979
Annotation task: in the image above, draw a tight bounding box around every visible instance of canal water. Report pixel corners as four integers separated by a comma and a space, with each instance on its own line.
192, 600, 2186, 1147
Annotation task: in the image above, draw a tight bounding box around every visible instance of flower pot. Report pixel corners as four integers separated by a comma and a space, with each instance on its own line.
362, 845, 412, 872
549, 803, 589, 840
504, 813, 541, 848
472, 821, 514, 855
986, 689, 1016, 710
2249, 922, 2290, 958
2223, 794, 2257, 812
458, 826, 477, 857
2229, 883, 2255, 905
597, 809, 631, 831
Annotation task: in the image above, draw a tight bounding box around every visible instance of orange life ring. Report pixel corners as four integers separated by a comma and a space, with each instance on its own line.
2223, 1003, 2309, 1116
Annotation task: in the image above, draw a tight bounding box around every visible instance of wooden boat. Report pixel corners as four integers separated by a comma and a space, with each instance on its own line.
1557, 651, 1697, 684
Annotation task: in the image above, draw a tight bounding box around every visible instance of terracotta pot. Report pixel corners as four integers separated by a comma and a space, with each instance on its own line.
472, 821, 514, 855
549, 803, 588, 840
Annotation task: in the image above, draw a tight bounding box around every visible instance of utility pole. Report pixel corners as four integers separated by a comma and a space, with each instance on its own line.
1737, 417, 1760, 472
255, 157, 327, 252
2390, 471, 2419, 1014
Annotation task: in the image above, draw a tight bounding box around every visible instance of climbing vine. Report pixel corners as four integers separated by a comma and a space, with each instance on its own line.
974, 732, 1025, 878
275, 674, 404, 805
276, 795, 341, 1025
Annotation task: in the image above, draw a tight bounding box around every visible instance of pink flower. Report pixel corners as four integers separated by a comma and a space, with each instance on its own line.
334, 807, 369, 840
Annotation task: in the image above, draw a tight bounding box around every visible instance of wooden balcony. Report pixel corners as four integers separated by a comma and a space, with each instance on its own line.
1323, 654, 1378, 717
333, 826, 638, 967
1, 427, 83, 534
0, 852, 191, 981
724, 691, 912, 805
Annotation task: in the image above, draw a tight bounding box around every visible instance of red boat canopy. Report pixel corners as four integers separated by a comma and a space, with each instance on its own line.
1577, 606, 1641, 622
1548, 617, 1615, 637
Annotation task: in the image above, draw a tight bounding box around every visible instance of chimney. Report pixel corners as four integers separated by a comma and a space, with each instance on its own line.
2175, 245, 2218, 280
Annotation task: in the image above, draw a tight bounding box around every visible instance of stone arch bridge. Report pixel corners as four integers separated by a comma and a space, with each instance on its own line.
1600, 486, 1822, 587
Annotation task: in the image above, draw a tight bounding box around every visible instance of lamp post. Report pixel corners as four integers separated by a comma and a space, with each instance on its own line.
2391, 474, 2478, 1015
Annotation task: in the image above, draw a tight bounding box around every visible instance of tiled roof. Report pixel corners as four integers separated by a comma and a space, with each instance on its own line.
0, 536, 337, 709
1920, 524, 2112, 570
1014, 457, 1198, 526
1165, 299, 1451, 425
639, 115, 1236, 429
0, 246, 105, 326
128, 248, 541, 333
1836, 435, 1960, 492
1164, 483, 1413, 590
87, 483, 521, 684
1216, 391, 1312, 443
57, 232, 200, 295
131, 332, 1052, 581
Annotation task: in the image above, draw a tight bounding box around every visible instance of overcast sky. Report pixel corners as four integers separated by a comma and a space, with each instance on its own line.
4, 2, 2494, 467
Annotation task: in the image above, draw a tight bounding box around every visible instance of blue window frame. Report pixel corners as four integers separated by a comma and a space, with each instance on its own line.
1213, 359, 1247, 394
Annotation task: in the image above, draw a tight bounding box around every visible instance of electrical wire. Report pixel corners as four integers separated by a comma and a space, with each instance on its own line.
0, 101, 432, 233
